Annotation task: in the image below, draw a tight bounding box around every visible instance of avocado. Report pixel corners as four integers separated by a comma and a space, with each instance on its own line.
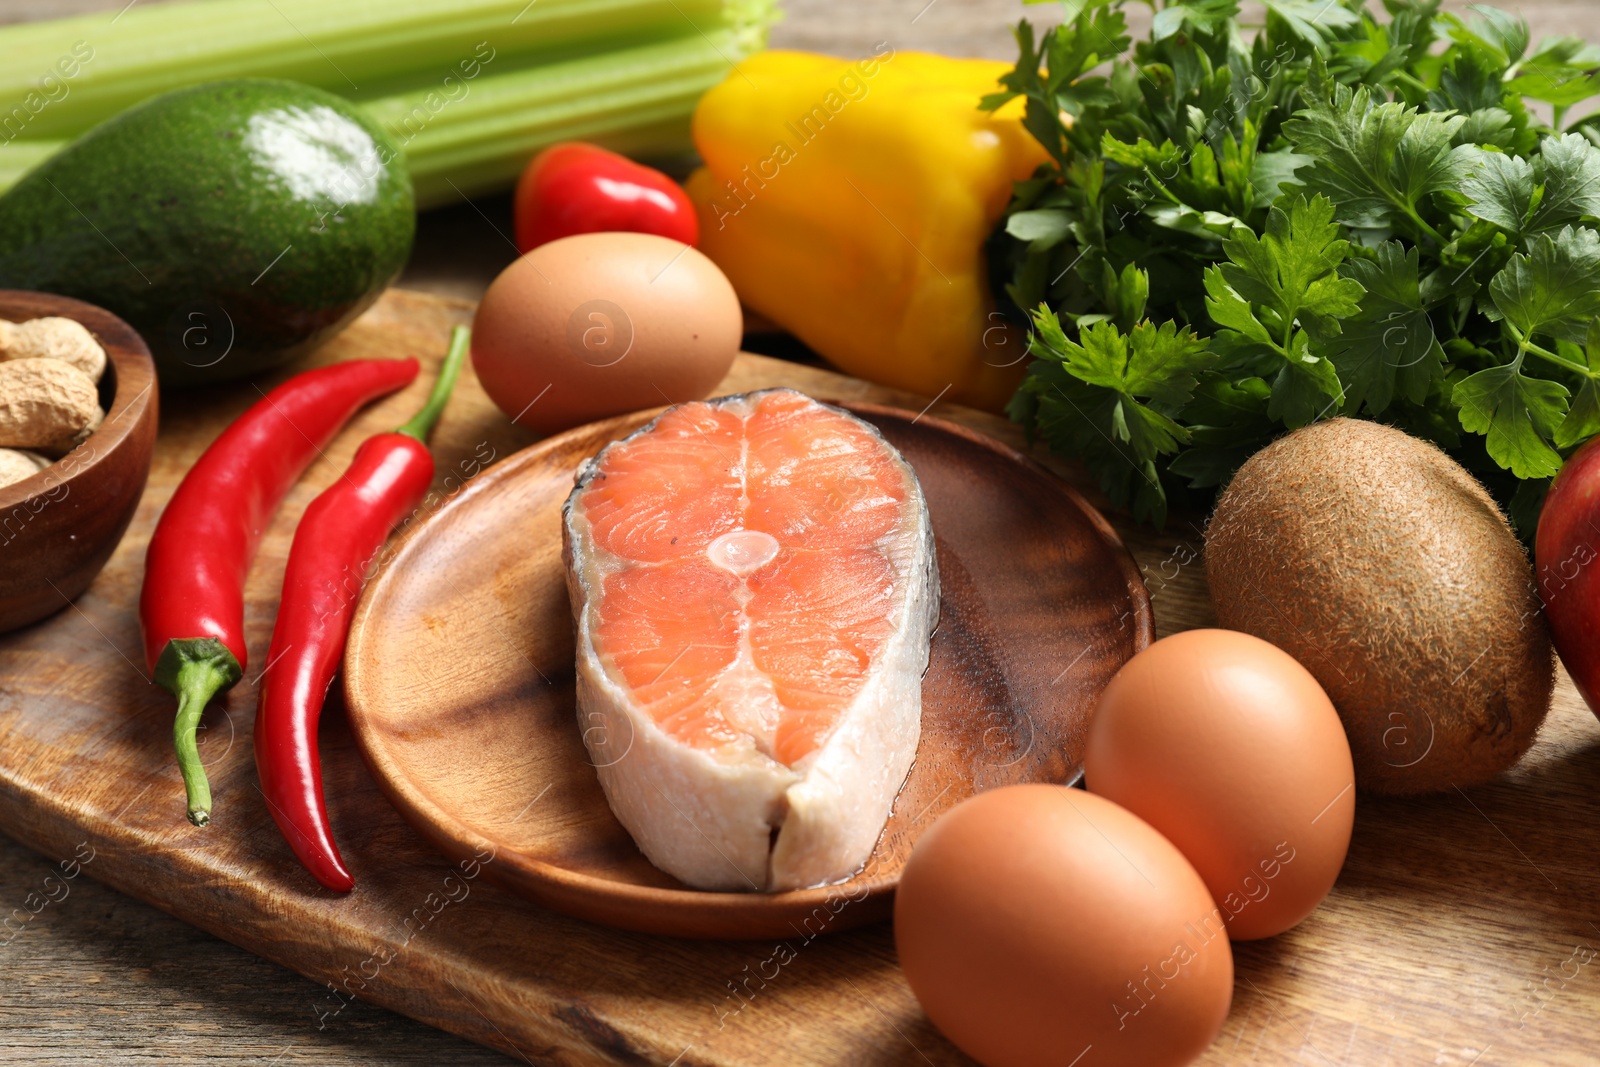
0, 80, 414, 385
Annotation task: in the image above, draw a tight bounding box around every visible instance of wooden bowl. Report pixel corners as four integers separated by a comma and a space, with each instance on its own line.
0, 291, 158, 634
344, 401, 1152, 939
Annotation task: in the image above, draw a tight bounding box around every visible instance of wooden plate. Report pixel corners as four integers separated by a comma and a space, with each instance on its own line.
344, 400, 1152, 939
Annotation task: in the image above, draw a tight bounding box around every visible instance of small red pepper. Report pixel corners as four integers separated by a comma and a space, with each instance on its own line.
513, 141, 700, 252
254, 327, 470, 892
141, 358, 419, 827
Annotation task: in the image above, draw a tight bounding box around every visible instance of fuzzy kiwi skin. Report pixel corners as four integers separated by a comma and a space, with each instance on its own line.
1205, 418, 1554, 795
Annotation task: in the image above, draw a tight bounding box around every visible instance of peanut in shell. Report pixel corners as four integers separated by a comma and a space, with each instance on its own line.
0, 358, 102, 451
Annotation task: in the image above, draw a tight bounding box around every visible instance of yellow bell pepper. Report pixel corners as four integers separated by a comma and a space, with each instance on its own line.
686, 48, 1050, 411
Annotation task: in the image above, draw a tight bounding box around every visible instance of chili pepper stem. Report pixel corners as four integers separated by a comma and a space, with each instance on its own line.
154, 638, 244, 827
397, 326, 471, 442
171, 666, 227, 826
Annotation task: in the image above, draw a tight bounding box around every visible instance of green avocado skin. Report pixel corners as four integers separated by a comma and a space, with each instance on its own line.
0, 80, 414, 386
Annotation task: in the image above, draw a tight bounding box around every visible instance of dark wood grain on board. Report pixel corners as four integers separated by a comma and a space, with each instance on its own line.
3, 0, 1600, 1059
4, 288, 1600, 1067
343, 398, 1151, 939
0, 290, 1092, 1067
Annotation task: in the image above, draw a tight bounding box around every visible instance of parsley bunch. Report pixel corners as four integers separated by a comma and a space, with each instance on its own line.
988, 0, 1600, 531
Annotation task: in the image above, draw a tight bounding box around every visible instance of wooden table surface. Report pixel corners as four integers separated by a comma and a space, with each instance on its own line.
2, 0, 1598, 1064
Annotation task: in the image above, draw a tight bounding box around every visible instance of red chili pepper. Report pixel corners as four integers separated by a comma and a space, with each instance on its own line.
254, 327, 470, 892
513, 141, 699, 252
141, 358, 419, 827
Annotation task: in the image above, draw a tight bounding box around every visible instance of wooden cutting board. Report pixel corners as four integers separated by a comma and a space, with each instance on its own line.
2, 288, 1598, 1067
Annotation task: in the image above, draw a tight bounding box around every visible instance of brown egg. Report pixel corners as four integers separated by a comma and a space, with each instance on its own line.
1085, 629, 1356, 940
896, 785, 1233, 1067
471, 232, 742, 435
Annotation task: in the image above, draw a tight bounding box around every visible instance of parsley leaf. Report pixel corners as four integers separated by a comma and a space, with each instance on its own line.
1203, 195, 1365, 426
1284, 64, 1475, 241
1530, 133, 1600, 232
1428, 45, 1511, 113
1030, 306, 1215, 416
985, 4, 1131, 164
1506, 36, 1600, 110
1262, 0, 1361, 48
1215, 195, 1367, 336
1460, 136, 1600, 238
1555, 319, 1600, 448
1169, 373, 1275, 488
995, 0, 1600, 534
1427, 43, 1539, 155
1460, 150, 1535, 234
1323, 242, 1445, 414
1013, 305, 1216, 525
1453, 362, 1569, 478
1101, 261, 1150, 331
1151, 0, 1238, 41
1486, 225, 1600, 345
1441, 7, 1529, 69
1252, 148, 1314, 203
1006, 209, 1073, 249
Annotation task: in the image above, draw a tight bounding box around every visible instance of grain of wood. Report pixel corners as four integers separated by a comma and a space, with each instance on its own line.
1, 1, 1599, 1065
8, 287, 1600, 1067
0, 293, 523, 1067
340, 398, 1149, 938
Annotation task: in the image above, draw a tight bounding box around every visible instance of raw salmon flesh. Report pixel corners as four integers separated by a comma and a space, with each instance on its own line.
562, 388, 940, 891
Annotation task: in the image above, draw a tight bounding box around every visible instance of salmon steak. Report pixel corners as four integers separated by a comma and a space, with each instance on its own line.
562, 388, 940, 891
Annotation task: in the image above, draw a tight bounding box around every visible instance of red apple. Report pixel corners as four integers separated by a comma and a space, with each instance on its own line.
1536, 436, 1600, 715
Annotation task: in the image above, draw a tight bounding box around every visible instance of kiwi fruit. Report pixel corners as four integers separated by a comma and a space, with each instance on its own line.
1205, 418, 1553, 795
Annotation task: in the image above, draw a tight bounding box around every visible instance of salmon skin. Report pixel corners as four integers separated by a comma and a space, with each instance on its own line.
561, 388, 940, 891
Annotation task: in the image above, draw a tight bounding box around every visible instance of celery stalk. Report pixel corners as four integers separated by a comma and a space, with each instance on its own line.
0, 0, 775, 201
0, 24, 765, 204
372, 32, 744, 207
0, 0, 775, 141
